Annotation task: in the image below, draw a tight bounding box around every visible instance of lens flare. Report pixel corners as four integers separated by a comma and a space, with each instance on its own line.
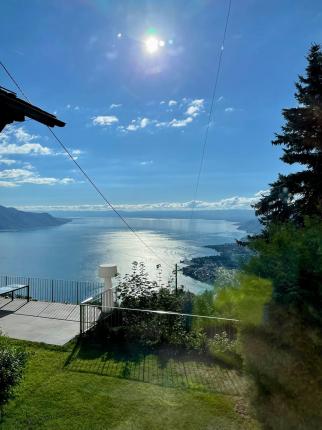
145, 37, 159, 54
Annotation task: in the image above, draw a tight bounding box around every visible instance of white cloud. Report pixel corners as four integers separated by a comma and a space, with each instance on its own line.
225, 107, 235, 113
63, 149, 84, 160
14, 127, 38, 143
92, 115, 119, 126
0, 167, 75, 186
17, 192, 267, 212
126, 124, 138, 131
0, 156, 16, 165
140, 160, 154, 166
0, 143, 53, 155
155, 121, 167, 128
110, 103, 122, 109
124, 117, 151, 132
169, 117, 193, 128
21, 177, 75, 185
98, 97, 206, 134
185, 99, 204, 117
0, 126, 53, 155
0, 169, 34, 180
140, 118, 150, 128
185, 106, 199, 116
22, 162, 34, 170
0, 181, 17, 187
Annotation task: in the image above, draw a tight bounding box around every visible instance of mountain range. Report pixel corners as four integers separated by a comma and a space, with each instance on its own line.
0, 205, 70, 231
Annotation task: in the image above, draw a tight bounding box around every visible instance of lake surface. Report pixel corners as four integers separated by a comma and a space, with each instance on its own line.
0, 216, 246, 293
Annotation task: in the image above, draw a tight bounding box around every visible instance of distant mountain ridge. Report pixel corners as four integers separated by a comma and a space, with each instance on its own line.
48, 208, 257, 221
0, 205, 70, 231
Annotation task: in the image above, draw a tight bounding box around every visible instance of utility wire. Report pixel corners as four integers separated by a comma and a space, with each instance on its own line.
0, 61, 169, 267
47, 127, 169, 266
0, 61, 30, 101
190, 0, 232, 218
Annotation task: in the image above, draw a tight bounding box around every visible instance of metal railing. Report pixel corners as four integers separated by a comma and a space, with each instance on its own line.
79, 289, 239, 339
80, 288, 118, 334
0, 274, 103, 305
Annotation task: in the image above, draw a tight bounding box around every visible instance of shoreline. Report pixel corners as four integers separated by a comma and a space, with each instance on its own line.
182, 242, 254, 285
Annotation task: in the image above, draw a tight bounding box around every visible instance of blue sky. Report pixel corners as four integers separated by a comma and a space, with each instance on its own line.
1, 0, 322, 211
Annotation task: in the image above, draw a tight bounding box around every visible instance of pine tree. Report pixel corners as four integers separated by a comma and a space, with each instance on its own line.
255, 44, 322, 226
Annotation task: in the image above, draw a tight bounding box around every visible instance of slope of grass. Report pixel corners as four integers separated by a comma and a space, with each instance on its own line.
0, 340, 260, 430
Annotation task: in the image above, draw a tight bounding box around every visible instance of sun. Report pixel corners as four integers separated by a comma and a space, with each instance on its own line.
145, 37, 159, 54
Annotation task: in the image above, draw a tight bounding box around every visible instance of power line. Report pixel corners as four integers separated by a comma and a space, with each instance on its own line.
47, 127, 169, 266
190, 0, 232, 217
0, 61, 169, 267
0, 61, 30, 102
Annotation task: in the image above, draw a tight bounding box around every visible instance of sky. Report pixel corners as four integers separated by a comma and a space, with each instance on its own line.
1, 0, 322, 212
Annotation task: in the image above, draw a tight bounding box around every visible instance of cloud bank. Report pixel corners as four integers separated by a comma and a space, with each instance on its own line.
16, 191, 268, 212
0, 168, 75, 187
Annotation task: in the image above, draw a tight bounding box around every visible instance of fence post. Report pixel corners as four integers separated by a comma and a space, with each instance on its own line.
51, 279, 54, 302
76, 281, 79, 305
27, 277, 30, 302
80, 304, 83, 335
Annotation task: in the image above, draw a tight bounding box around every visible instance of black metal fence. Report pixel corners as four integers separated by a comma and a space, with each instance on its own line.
0, 274, 103, 305
80, 288, 117, 333
79, 289, 239, 339
80, 305, 239, 337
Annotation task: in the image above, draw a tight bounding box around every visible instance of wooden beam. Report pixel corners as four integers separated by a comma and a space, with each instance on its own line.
0, 87, 66, 130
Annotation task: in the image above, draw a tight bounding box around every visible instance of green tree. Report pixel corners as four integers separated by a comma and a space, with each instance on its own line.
239, 45, 322, 429
255, 44, 322, 226
246, 217, 322, 322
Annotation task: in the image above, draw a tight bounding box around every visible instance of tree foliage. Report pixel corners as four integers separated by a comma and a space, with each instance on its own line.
255, 44, 322, 226
112, 262, 206, 350
0, 336, 28, 410
242, 44, 322, 429
246, 217, 322, 323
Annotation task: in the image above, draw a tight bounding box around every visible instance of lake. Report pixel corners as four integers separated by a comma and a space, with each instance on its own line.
0, 216, 246, 293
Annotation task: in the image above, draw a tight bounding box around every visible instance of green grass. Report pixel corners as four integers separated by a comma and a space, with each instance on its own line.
0, 340, 260, 430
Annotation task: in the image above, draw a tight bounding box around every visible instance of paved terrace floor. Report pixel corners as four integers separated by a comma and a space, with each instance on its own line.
0, 297, 80, 345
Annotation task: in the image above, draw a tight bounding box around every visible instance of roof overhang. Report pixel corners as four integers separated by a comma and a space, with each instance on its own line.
0, 86, 65, 132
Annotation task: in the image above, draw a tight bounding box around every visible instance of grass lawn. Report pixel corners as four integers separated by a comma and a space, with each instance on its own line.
0, 339, 260, 430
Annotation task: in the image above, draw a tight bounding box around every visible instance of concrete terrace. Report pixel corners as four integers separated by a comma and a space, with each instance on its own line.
0, 297, 80, 345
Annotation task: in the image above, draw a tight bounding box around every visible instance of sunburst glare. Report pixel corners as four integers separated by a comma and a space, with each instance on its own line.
144, 36, 160, 54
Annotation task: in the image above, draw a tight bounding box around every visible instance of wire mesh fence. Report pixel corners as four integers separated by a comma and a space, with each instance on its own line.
0, 274, 103, 305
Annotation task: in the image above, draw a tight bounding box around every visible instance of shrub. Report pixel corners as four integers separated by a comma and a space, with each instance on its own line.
209, 331, 237, 354
103, 262, 200, 350
0, 336, 28, 410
